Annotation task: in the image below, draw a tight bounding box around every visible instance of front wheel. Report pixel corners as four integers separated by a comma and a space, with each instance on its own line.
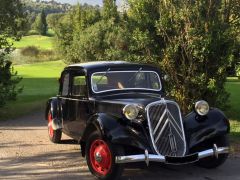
86, 132, 124, 180
47, 112, 62, 143
196, 135, 229, 169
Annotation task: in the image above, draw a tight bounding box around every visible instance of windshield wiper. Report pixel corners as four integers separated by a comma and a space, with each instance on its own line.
95, 68, 111, 84
127, 67, 142, 84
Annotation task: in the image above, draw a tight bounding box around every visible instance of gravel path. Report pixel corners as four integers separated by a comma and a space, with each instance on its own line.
0, 111, 240, 180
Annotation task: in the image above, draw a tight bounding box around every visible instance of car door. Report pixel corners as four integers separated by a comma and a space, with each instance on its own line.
67, 70, 89, 139
59, 71, 72, 135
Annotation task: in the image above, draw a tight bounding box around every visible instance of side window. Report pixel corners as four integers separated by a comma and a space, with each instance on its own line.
92, 75, 107, 91
72, 75, 87, 96
62, 73, 70, 96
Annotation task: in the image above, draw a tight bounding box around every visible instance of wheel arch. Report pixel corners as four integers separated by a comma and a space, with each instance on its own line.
80, 114, 105, 157
80, 113, 151, 157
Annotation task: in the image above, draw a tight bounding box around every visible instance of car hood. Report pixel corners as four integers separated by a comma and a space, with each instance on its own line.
95, 93, 163, 117
96, 93, 162, 107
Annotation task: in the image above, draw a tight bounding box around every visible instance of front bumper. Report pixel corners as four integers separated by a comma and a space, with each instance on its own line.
115, 144, 229, 165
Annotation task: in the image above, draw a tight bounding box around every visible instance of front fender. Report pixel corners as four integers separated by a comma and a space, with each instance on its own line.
184, 108, 230, 152
45, 97, 62, 130
81, 113, 151, 152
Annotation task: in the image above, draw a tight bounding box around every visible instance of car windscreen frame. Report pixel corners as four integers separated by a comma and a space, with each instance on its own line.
90, 70, 162, 94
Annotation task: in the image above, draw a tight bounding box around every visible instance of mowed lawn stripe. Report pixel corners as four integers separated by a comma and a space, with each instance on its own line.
13, 35, 54, 50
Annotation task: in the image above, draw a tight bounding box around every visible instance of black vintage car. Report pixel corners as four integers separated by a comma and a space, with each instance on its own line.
45, 61, 230, 180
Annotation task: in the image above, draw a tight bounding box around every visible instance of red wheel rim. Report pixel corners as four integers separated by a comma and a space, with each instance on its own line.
48, 113, 54, 138
89, 139, 112, 176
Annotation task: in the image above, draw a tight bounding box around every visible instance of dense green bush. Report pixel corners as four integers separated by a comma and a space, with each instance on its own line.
20, 46, 40, 57
12, 46, 59, 64
155, 0, 238, 112
27, 29, 39, 36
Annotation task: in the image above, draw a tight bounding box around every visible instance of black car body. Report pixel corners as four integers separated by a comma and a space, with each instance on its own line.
45, 61, 230, 179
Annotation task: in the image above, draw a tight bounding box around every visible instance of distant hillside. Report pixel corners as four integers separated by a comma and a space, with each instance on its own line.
21, 0, 72, 14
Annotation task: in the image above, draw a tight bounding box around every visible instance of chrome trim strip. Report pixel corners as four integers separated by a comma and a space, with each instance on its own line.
116, 154, 165, 164
154, 119, 169, 143
168, 111, 183, 133
91, 71, 162, 94
153, 109, 167, 134
169, 121, 184, 141
115, 147, 229, 165
198, 147, 229, 159
59, 97, 88, 101
145, 99, 187, 156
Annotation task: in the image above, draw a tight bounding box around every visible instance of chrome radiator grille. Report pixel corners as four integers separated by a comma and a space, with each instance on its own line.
146, 99, 186, 157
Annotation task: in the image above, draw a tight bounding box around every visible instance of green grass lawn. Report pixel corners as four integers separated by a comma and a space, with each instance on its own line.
225, 77, 240, 152
226, 77, 240, 120
13, 35, 54, 50
0, 61, 66, 120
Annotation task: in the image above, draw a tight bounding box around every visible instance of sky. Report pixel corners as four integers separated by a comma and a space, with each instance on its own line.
49, 0, 121, 6
56, 0, 102, 5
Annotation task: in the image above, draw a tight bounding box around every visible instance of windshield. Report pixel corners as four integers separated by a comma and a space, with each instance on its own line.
91, 71, 161, 93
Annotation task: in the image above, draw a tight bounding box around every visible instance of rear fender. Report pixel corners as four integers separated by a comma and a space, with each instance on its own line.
45, 97, 62, 130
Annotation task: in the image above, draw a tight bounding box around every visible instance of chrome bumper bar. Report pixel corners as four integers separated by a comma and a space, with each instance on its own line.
115, 145, 229, 165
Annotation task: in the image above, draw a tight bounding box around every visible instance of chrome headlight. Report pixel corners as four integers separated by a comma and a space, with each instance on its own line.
123, 104, 139, 120
195, 100, 209, 116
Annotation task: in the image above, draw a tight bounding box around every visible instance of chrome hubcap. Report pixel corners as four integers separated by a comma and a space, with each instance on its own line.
95, 152, 102, 163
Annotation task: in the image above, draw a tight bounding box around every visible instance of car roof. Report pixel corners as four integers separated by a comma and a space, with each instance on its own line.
66, 61, 158, 72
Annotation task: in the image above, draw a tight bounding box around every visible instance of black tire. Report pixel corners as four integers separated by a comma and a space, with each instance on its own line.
47, 111, 62, 143
86, 131, 124, 180
196, 135, 229, 169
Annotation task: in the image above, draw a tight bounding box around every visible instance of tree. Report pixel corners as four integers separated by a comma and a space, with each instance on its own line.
54, 3, 129, 63
102, 0, 119, 21
47, 13, 64, 30
33, 10, 48, 35
55, 4, 102, 63
64, 19, 130, 63
0, 0, 24, 107
126, 0, 163, 63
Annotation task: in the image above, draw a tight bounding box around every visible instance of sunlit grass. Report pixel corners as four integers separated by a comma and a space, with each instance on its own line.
0, 61, 66, 120
226, 77, 240, 120
13, 35, 54, 50
225, 77, 240, 152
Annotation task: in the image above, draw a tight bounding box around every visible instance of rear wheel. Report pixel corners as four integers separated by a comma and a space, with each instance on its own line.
48, 112, 62, 143
86, 132, 124, 180
196, 135, 229, 169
